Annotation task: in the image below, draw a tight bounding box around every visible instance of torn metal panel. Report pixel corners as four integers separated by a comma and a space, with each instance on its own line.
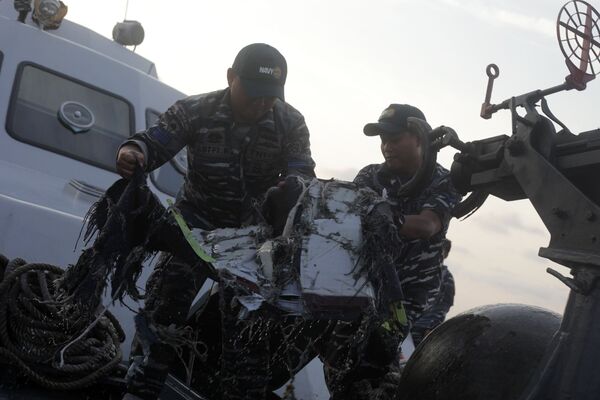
300, 217, 367, 291
322, 180, 362, 215
188, 179, 377, 320
194, 227, 265, 291
300, 181, 375, 320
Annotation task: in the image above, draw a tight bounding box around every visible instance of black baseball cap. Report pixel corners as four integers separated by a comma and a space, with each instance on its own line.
232, 43, 287, 101
363, 104, 426, 136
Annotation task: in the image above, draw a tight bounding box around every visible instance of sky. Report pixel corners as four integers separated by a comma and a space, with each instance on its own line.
62, 0, 600, 317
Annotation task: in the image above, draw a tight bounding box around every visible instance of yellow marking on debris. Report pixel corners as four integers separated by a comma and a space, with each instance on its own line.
167, 199, 216, 263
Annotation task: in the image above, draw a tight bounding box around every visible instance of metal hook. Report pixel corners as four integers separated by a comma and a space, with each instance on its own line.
481, 64, 500, 119
547, 267, 582, 293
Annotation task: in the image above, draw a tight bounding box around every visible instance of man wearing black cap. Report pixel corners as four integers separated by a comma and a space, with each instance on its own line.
323, 104, 461, 399
116, 43, 315, 400
117, 43, 314, 228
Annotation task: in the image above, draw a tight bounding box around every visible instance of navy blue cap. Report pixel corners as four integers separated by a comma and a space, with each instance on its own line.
364, 104, 426, 136
232, 43, 287, 100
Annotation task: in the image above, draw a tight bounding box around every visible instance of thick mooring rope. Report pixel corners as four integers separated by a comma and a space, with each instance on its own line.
0, 255, 124, 390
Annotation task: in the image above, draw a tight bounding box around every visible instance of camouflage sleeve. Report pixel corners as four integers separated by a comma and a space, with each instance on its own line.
412, 270, 454, 331
353, 165, 378, 189
422, 170, 462, 232
438, 268, 455, 309
122, 99, 192, 172
283, 113, 316, 178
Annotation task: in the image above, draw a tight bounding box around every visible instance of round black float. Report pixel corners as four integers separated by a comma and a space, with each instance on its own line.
398, 303, 561, 400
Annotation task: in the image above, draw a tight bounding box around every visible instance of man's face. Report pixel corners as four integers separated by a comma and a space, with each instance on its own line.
380, 131, 422, 176
228, 69, 277, 124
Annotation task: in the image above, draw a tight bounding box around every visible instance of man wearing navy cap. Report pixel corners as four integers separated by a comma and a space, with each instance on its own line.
358, 103, 459, 326
323, 104, 461, 399
117, 43, 315, 400
117, 43, 315, 229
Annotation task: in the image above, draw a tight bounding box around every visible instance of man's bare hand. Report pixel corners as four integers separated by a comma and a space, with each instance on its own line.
116, 144, 145, 178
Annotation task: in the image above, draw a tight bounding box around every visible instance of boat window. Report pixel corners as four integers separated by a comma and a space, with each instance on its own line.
146, 109, 185, 197
0, 52, 3, 73
7, 63, 134, 171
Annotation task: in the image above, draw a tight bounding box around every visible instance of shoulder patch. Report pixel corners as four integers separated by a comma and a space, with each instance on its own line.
149, 126, 172, 146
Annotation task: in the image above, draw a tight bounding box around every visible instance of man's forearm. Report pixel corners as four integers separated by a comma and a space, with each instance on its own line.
398, 210, 442, 239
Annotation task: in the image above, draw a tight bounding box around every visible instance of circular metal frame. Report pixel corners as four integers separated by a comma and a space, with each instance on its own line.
557, 0, 600, 78
486, 63, 499, 79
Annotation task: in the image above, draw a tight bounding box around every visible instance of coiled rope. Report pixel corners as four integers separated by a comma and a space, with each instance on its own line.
0, 255, 124, 390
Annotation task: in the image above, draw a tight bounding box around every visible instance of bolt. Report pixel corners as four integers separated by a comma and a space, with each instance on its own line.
586, 211, 596, 222
552, 207, 568, 219
592, 236, 598, 243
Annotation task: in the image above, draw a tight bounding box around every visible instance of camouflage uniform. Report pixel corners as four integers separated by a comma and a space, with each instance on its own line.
322, 163, 461, 399
122, 88, 315, 399
353, 163, 460, 324
126, 88, 315, 229
411, 265, 455, 346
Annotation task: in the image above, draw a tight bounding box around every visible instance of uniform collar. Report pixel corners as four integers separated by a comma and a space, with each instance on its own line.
376, 162, 442, 197
210, 89, 276, 132
377, 163, 410, 187
209, 89, 234, 123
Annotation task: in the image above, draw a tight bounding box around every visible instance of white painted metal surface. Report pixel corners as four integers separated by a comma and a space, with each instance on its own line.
0, 2, 184, 360
0, 3, 184, 261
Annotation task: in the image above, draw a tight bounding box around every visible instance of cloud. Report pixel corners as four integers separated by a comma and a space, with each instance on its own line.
523, 249, 546, 263
439, 0, 555, 38
474, 212, 546, 236
451, 244, 471, 256
494, 9, 555, 37
450, 260, 568, 311
315, 166, 360, 182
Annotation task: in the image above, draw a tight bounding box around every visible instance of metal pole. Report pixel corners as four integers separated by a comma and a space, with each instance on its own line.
523, 266, 600, 400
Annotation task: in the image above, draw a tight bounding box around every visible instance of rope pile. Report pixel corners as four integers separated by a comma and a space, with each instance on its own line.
0, 255, 124, 390
0, 168, 212, 392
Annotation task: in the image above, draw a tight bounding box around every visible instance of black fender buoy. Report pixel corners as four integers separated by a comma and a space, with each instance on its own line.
398, 303, 561, 400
